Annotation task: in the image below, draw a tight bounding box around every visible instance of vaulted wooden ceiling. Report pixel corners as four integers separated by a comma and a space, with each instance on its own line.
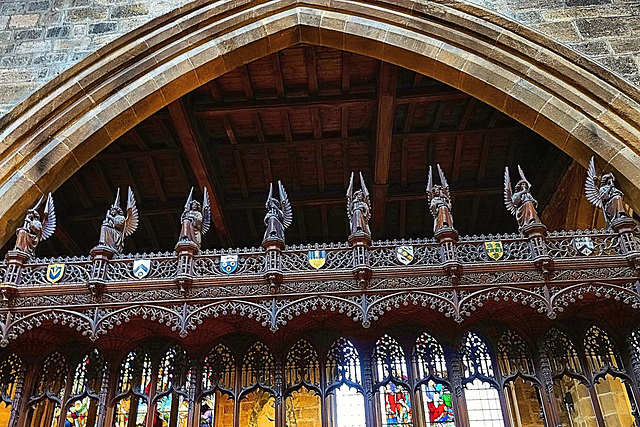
2, 45, 575, 256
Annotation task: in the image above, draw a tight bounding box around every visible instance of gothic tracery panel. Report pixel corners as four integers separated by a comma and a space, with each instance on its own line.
497, 330, 535, 376
241, 341, 275, 390
285, 339, 320, 389
543, 328, 581, 374
583, 325, 621, 373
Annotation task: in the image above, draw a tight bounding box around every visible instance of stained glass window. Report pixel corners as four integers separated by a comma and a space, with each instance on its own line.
543, 329, 581, 374
373, 335, 412, 426
413, 333, 454, 427
420, 382, 454, 427
584, 325, 620, 372
496, 330, 534, 376
461, 332, 504, 427
66, 349, 107, 427
113, 349, 152, 427
326, 338, 365, 427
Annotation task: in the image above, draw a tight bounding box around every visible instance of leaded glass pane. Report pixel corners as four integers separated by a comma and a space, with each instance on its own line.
65, 396, 99, 427
71, 349, 106, 397
114, 396, 147, 427
464, 379, 504, 427
157, 346, 190, 393
117, 350, 152, 395
34, 351, 67, 399
155, 394, 189, 427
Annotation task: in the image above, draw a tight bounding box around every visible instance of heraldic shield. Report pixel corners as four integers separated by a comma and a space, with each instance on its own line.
574, 236, 594, 256
220, 255, 238, 274
308, 250, 326, 269
132, 260, 151, 279
46, 263, 65, 283
484, 241, 504, 260
395, 246, 414, 265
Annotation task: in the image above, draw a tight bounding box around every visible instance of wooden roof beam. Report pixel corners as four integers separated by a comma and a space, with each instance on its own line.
372, 62, 398, 233
168, 98, 233, 246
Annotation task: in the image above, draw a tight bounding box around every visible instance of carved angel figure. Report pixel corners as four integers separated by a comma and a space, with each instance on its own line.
504, 165, 541, 228
346, 172, 371, 237
585, 156, 629, 225
179, 187, 211, 250
14, 193, 56, 256
98, 187, 139, 254
427, 165, 454, 233
263, 181, 293, 243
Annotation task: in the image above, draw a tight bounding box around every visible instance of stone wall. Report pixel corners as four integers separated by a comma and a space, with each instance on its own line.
0, 0, 640, 116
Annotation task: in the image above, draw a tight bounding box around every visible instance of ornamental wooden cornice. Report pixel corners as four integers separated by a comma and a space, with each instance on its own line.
0, 226, 639, 346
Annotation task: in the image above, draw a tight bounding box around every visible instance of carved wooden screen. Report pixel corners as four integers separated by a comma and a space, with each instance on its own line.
67, 349, 107, 427
202, 343, 235, 393
584, 326, 621, 372
325, 337, 365, 427
543, 328, 581, 374
285, 340, 321, 427
28, 351, 68, 427
0, 353, 21, 425
326, 337, 362, 388
241, 341, 275, 390
497, 330, 534, 376
239, 342, 276, 427
0, 353, 21, 406
113, 349, 152, 427
373, 334, 413, 426
460, 332, 503, 427
285, 339, 320, 390
413, 333, 454, 427
156, 345, 191, 427
201, 343, 235, 427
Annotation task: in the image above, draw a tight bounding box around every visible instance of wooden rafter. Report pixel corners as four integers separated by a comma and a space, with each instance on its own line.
372, 62, 398, 232
168, 98, 233, 246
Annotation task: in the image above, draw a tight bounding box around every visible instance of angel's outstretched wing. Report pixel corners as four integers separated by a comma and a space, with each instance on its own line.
41, 193, 56, 241
359, 172, 371, 221
503, 167, 516, 216
124, 187, 139, 237
265, 183, 273, 209
585, 157, 604, 210
426, 166, 433, 205
201, 187, 211, 235
437, 164, 450, 199
346, 172, 354, 220
184, 187, 194, 213
279, 181, 293, 229
518, 165, 528, 184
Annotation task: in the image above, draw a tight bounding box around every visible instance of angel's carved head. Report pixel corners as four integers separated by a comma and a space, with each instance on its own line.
190, 200, 201, 212
515, 180, 530, 192
26, 209, 40, 222
353, 190, 366, 203
109, 206, 124, 217
602, 172, 615, 186
268, 197, 283, 212
432, 185, 443, 197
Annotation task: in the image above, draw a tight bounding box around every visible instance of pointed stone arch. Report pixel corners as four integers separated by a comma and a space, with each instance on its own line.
2, 0, 640, 245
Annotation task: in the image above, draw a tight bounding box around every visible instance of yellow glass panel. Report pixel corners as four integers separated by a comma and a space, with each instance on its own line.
594, 375, 635, 427
286, 386, 321, 427
239, 389, 275, 427
504, 378, 544, 427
